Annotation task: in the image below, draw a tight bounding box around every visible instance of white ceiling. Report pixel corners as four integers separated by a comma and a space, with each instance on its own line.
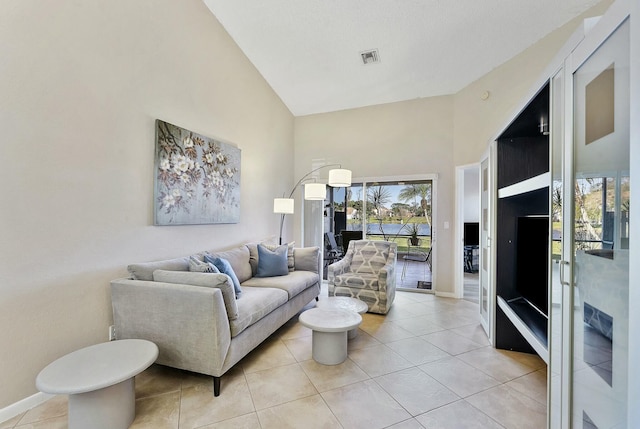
203, 0, 601, 116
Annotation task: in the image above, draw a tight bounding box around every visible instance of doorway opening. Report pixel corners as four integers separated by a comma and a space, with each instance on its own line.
456, 164, 480, 303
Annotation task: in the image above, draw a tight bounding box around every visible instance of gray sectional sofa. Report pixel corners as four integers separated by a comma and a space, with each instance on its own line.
110, 241, 321, 396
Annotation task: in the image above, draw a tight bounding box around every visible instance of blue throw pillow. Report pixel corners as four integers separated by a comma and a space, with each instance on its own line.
204, 255, 242, 298
256, 243, 289, 277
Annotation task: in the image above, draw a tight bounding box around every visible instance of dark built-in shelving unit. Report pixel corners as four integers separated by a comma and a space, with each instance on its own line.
495, 82, 550, 362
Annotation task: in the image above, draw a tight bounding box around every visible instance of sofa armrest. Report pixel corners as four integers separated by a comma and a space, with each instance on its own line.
110, 278, 231, 377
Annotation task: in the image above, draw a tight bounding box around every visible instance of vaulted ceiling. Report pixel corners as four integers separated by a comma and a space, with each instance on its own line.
204, 0, 602, 116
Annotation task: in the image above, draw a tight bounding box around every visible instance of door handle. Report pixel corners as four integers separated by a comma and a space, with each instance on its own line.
559, 260, 570, 286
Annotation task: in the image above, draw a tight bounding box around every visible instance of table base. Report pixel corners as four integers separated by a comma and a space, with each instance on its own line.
312, 330, 348, 365
69, 378, 135, 429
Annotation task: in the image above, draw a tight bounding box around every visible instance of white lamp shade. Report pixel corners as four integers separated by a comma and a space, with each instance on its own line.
328, 169, 352, 187
304, 183, 326, 200
273, 198, 294, 214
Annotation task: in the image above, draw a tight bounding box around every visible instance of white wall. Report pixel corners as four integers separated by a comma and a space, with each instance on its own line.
291, 1, 613, 296
453, 0, 614, 166
0, 0, 293, 408
294, 96, 456, 293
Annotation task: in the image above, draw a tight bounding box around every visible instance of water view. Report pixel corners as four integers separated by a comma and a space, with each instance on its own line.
360, 223, 431, 236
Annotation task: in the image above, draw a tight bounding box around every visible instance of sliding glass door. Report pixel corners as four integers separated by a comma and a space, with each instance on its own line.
328, 177, 436, 292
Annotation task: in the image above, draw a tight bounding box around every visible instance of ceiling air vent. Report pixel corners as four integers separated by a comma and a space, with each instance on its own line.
360, 49, 380, 65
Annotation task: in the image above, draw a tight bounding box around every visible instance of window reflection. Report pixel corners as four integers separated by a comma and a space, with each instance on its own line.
574, 175, 628, 255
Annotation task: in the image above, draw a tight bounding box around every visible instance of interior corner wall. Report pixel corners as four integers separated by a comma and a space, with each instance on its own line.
0, 0, 293, 408
291, 0, 615, 299
452, 0, 615, 166
294, 96, 456, 293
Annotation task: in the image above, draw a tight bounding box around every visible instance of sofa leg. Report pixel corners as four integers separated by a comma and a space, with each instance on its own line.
315, 297, 319, 301
213, 376, 221, 396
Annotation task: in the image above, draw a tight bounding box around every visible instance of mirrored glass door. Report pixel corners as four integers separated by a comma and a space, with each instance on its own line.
571, 18, 630, 429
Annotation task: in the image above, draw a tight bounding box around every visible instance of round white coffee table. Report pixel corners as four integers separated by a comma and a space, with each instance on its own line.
36, 339, 158, 429
316, 297, 368, 339
299, 308, 362, 365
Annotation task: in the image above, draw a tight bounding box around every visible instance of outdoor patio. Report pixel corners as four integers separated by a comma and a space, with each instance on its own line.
396, 251, 480, 305
396, 253, 432, 291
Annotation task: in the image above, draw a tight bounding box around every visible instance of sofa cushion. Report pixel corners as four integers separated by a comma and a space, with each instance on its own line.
152, 270, 239, 320
189, 256, 220, 273
205, 255, 242, 298
255, 244, 289, 277
206, 246, 252, 283
242, 270, 318, 299
128, 257, 189, 281
229, 286, 288, 337
293, 246, 320, 272
247, 241, 295, 275
262, 242, 295, 272
246, 242, 261, 275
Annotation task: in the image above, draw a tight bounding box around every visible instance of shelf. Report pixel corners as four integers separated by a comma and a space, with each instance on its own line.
498, 172, 550, 199
497, 295, 549, 363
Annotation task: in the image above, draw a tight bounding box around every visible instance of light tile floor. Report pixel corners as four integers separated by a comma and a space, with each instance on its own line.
463, 272, 479, 304
1, 284, 547, 429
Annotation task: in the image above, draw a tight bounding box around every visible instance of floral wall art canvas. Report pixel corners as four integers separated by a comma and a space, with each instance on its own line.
154, 120, 241, 225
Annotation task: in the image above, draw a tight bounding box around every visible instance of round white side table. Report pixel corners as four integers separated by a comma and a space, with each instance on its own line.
299, 308, 362, 365
36, 339, 158, 429
316, 297, 368, 339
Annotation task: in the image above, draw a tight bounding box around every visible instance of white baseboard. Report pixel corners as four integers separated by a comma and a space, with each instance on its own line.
435, 291, 457, 298
0, 392, 53, 424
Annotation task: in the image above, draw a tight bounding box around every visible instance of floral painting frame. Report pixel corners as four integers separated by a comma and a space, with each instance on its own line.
154, 120, 241, 225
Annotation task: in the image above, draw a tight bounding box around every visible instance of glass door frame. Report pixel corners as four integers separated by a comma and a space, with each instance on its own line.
478, 149, 494, 342
550, 61, 574, 429
344, 174, 438, 293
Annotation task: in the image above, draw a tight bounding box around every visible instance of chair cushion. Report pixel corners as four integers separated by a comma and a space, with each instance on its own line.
334, 272, 379, 291
351, 241, 391, 275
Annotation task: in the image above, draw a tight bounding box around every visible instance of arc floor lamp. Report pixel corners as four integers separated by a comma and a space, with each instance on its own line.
274, 164, 352, 245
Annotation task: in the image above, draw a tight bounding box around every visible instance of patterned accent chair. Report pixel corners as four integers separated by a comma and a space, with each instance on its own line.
328, 240, 397, 314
